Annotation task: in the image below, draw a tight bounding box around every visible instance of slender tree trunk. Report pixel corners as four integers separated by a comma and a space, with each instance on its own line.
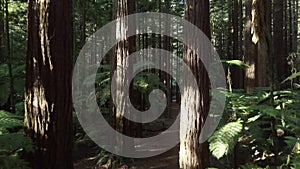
24, 0, 73, 168
292, 0, 298, 52
163, 0, 171, 117
179, 0, 210, 168
274, 0, 286, 85
231, 0, 240, 89
0, 0, 4, 64
244, 0, 257, 93
227, 0, 233, 61
79, 0, 86, 49
176, 26, 181, 103
294, 0, 298, 53
283, 0, 289, 75
5, 0, 15, 113
238, 0, 244, 88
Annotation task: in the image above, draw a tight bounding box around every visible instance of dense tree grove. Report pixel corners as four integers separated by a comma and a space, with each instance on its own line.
0, 0, 299, 169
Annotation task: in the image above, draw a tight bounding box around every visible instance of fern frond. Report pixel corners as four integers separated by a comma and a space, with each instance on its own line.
209, 120, 243, 159
0, 132, 33, 152
0, 111, 23, 133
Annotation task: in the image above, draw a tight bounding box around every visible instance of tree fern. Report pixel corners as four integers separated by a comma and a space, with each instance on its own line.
209, 120, 243, 159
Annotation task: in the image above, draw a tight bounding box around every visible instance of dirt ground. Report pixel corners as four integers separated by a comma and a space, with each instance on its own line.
74, 103, 180, 169
73, 142, 179, 169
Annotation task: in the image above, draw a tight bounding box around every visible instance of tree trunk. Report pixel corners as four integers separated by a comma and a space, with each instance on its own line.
274, 0, 287, 85
112, 0, 135, 154
179, 0, 210, 168
0, 0, 4, 64
163, 0, 171, 117
5, 0, 15, 113
24, 0, 73, 168
79, 0, 86, 49
238, 0, 244, 88
231, 0, 244, 89
244, 3, 254, 90
251, 0, 271, 87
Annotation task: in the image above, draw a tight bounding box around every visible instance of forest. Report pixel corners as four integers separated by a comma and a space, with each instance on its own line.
0, 0, 300, 169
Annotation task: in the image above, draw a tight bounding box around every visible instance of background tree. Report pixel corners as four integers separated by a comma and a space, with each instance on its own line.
0, 0, 4, 64
274, 0, 286, 85
251, 0, 271, 87
111, 0, 136, 155
244, 0, 257, 92
5, 0, 15, 113
179, 0, 211, 168
24, 0, 73, 168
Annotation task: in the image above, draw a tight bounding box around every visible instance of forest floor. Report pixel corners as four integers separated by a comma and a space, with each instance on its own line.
73, 103, 180, 169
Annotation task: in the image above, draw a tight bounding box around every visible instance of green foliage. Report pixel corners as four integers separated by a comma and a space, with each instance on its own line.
0, 132, 33, 152
0, 110, 23, 133
0, 110, 32, 169
240, 164, 269, 169
0, 154, 31, 169
288, 140, 300, 168
97, 150, 125, 168
210, 87, 300, 168
0, 63, 25, 108
290, 154, 300, 169
133, 72, 166, 94
282, 72, 300, 84
209, 120, 243, 159
0, 64, 10, 106
222, 60, 249, 68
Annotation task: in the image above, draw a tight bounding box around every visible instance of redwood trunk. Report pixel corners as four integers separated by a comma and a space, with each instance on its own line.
179, 0, 210, 168
24, 0, 73, 168
112, 0, 135, 153
244, 0, 257, 92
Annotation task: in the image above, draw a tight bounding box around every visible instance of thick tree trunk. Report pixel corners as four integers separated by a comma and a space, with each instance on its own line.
179, 0, 210, 168
251, 0, 271, 87
24, 0, 73, 168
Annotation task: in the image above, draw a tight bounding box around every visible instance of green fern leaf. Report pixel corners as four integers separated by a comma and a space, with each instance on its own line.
209, 120, 243, 159
0, 132, 33, 152
0, 111, 23, 133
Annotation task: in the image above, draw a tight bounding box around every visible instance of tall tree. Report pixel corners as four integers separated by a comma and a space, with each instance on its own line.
163, 0, 172, 117
274, 0, 287, 84
79, 0, 86, 49
5, 0, 15, 113
24, 0, 73, 168
112, 0, 135, 154
251, 0, 271, 87
0, 0, 4, 63
244, 0, 257, 92
231, 0, 240, 88
179, 0, 210, 168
